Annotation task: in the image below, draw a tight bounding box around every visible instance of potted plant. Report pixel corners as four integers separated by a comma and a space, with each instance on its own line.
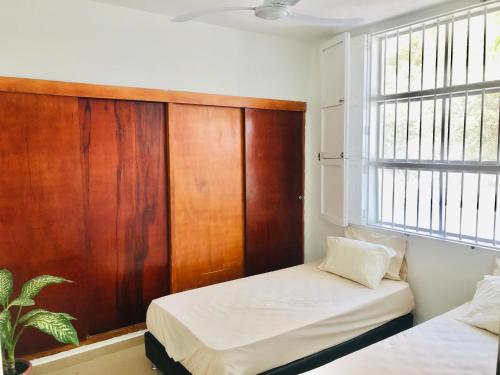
0, 269, 79, 375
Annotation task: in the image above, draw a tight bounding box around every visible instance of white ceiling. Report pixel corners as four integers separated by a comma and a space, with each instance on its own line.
90, 0, 453, 39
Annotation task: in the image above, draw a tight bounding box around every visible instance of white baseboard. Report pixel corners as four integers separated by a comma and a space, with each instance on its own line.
31, 329, 147, 367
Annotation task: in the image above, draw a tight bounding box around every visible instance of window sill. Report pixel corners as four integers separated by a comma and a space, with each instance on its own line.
365, 222, 500, 253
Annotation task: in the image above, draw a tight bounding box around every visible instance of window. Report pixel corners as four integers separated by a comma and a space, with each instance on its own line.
368, 1, 500, 248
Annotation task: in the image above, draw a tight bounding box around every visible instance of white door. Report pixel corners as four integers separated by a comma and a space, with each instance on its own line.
321, 38, 345, 108
320, 159, 347, 225
320, 33, 349, 227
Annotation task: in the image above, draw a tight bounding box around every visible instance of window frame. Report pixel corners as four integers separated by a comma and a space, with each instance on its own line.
367, 1, 500, 250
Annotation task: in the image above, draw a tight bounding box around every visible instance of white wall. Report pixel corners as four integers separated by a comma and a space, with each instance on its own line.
404, 234, 497, 322
0, 0, 312, 100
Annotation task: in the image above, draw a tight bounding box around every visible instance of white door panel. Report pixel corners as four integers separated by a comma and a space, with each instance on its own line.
320, 33, 350, 227
321, 42, 345, 108
321, 105, 344, 157
320, 160, 347, 226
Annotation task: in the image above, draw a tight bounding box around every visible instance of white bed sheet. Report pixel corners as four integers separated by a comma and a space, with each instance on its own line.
146, 262, 414, 375
305, 304, 498, 375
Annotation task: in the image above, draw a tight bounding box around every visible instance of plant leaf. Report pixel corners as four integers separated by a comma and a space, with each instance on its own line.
8, 297, 35, 308
19, 309, 76, 325
0, 269, 13, 307
20, 275, 71, 299
24, 312, 79, 345
0, 310, 11, 349
0, 310, 10, 332
19, 309, 48, 324
55, 312, 76, 321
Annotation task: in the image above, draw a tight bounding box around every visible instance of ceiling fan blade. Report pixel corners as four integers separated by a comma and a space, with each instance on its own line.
288, 12, 363, 27
172, 7, 255, 22
284, 0, 303, 6
264, 0, 302, 5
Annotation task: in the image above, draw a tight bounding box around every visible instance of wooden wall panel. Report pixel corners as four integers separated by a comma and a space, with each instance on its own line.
79, 99, 168, 334
245, 109, 304, 276
169, 104, 244, 293
0, 93, 87, 355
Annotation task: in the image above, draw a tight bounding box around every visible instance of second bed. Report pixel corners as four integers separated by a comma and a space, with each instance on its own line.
304, 303, 498, 375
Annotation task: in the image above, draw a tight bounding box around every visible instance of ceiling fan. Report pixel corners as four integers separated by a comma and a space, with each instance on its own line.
172, 0, 363, 27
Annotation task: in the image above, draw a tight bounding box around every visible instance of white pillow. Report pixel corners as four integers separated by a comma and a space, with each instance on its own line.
457, 275, 500, 334
318, 236, 396, 289
492, 258, 500, 276
345, 226, 407, 281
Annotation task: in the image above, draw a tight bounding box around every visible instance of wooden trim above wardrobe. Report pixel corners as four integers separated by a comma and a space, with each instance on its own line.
0, 76, 307, 112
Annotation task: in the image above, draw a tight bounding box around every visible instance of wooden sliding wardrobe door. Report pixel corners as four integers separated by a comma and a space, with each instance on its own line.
79, 99, 168, 334
245, 109, 304, 276
168, 104, 244, 293
0, 93, 88, 355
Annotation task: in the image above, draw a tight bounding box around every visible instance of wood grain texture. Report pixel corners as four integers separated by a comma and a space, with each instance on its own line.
245, 109, 304, 276
79, 99, 168, 334
168, 104, 244, 293
0, 76, 306, 112
0, 93, 87, 355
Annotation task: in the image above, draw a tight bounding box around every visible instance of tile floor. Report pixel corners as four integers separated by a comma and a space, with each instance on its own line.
32, 339, 158, 375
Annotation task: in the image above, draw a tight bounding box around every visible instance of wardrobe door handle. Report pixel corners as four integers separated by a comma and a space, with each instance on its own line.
298, 195, 303, 201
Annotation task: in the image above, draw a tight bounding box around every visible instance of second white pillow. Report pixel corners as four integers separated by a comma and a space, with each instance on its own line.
344, 226, 407, 281
456, 275, 500, 334
319, 236, 396, 289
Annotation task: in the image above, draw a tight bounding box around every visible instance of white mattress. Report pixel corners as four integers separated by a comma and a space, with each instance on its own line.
146, 262, 414, 375
305, 304, 498, 375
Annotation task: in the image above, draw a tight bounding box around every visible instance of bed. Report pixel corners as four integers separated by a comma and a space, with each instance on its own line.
145, 261, 414, 375
304, 303, 498, 375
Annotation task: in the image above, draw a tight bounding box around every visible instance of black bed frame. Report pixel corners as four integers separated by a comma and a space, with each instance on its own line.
144, 313, 413, 375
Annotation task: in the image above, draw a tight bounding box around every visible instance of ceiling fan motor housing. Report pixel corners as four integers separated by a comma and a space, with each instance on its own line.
255, 5, 290, 20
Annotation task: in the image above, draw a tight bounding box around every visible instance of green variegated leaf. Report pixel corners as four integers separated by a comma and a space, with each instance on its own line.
24, 312, 79, 345
19, 309, 47, 324
55, 312, 76, 321
19, 309, 76, 325
8, 297, 35, 308
0, 269, 13, 307
0, 310, 10, 332
20, 275, 71, 299
0, 310, 11, 349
